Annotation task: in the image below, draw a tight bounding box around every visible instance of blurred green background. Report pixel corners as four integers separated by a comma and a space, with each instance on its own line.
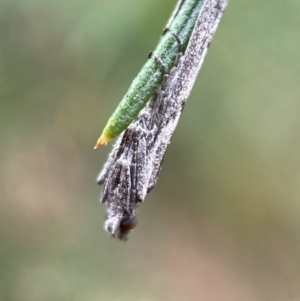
1, 0, 300, 300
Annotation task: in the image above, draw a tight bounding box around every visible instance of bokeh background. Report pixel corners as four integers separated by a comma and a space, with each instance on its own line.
1, 0, 300, 300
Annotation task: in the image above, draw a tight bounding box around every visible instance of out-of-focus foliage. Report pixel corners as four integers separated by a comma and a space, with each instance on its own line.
1, 0, 300, 300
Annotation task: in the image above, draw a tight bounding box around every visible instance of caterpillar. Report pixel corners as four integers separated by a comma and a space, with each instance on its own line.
94, 0, 205, 148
